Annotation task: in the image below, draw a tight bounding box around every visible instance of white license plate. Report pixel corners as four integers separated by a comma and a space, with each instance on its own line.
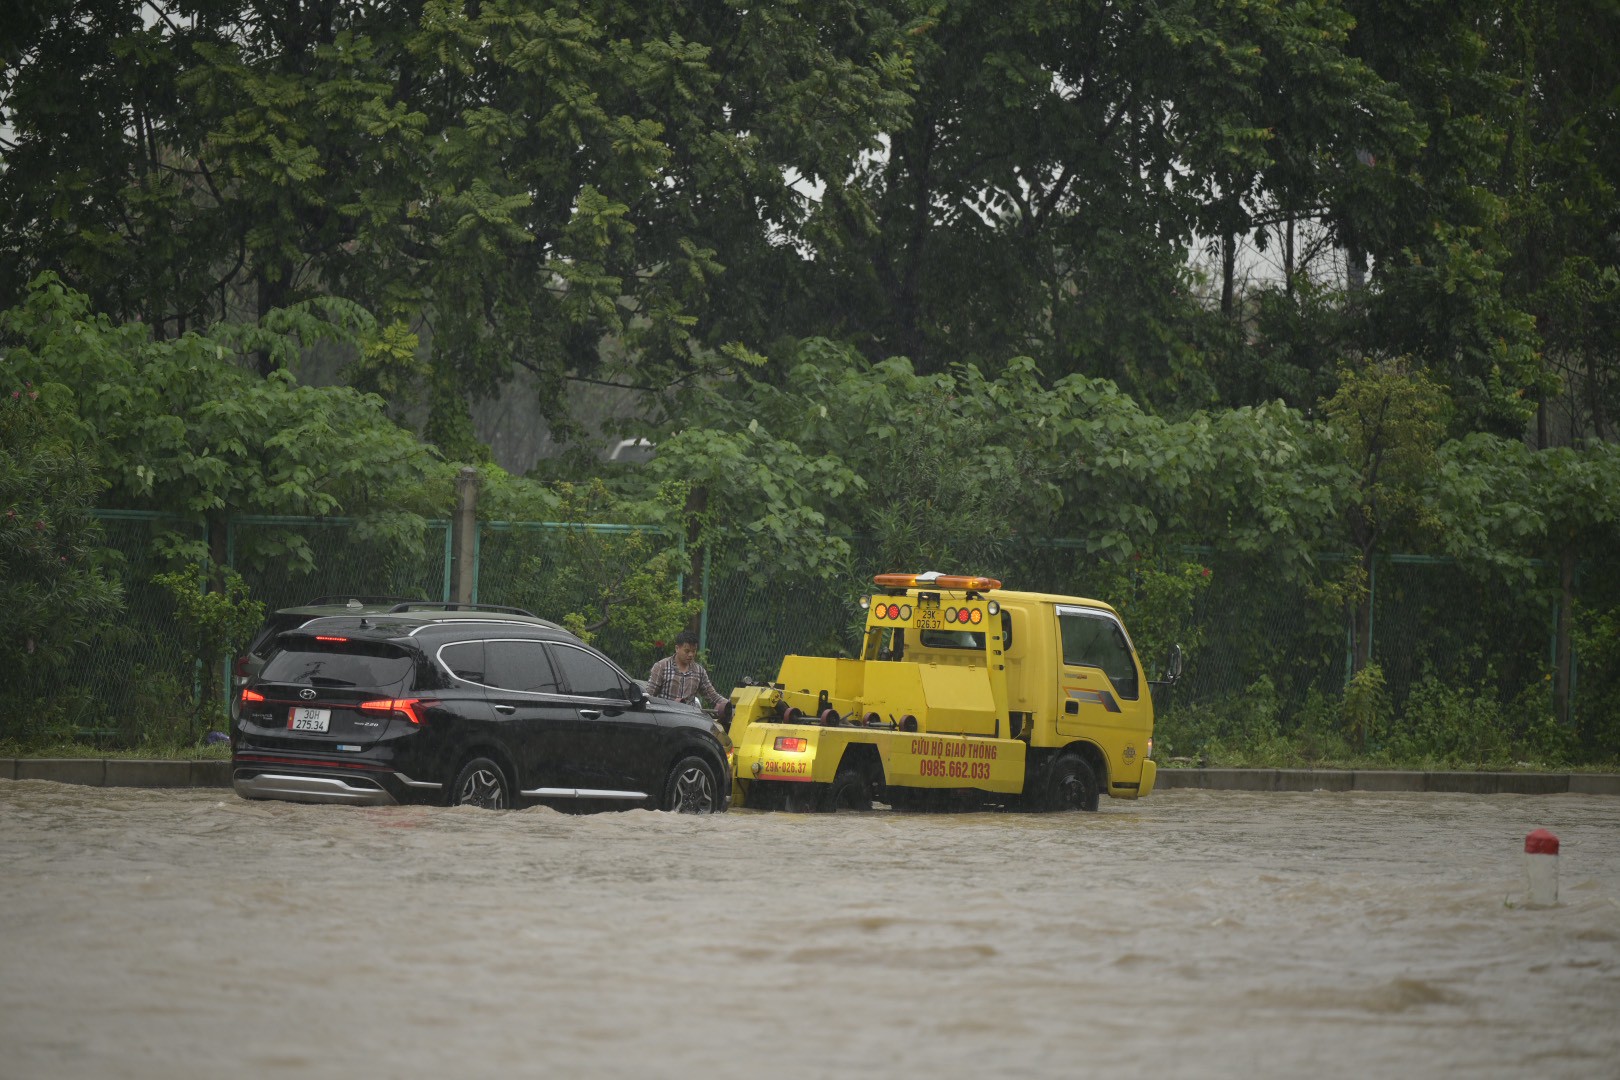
289, 707, 330, 732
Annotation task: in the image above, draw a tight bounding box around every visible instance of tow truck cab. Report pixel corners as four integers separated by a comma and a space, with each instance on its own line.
725, 573, 1164, 811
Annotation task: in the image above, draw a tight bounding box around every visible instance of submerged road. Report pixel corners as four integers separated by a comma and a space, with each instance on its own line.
2, 780, 1617, 1079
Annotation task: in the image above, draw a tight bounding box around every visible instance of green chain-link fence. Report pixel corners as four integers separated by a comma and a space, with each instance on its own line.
7, 511, 1607, 755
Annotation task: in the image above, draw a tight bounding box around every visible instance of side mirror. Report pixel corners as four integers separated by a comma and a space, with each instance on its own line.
628, 682, 649, 709
1164, 643, 1184, 683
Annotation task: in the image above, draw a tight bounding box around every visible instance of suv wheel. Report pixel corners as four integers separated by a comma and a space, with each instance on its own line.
663, 754, 720, 813
451, 757, 510, 810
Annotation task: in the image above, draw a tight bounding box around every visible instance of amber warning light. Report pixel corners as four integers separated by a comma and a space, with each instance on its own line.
774, 737, 809, 753
872, 572, 1002, 591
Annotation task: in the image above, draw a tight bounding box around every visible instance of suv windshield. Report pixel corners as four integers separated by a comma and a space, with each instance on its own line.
261, 637, 415, 689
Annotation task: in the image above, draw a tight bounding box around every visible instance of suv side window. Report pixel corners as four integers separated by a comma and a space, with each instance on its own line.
1058, 609, 1140, 701
484, 640, 562, 694
439, 641, 486, 684
550, 643, 632, 701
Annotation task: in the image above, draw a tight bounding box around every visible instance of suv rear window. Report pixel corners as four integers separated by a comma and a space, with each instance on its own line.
261, 637, 415, 690
247, 613, 310, 655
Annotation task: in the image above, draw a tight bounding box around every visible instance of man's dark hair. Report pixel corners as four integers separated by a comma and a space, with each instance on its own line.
673, 630, 699, 648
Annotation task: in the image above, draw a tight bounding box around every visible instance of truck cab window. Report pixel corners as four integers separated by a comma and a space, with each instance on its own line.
918, 612, 1014, 651
1058, 611, 1139, 701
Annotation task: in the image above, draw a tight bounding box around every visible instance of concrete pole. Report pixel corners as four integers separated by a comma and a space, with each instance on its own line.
452, 466, 480, 606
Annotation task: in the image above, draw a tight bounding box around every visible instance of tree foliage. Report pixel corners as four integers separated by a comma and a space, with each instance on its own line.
3, 2, 1620, 759
1, 273, 443, 569
151, 562, 264, 733
0, 358, 123, 674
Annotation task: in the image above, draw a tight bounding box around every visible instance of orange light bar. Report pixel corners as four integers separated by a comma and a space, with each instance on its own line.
873, 572, 1002, 591
359, 698, 426, 724
774, 736, 809, 753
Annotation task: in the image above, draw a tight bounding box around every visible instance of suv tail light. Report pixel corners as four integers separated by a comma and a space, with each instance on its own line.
234, 655, 251, 679
241, 688, 265, 704
359, 698, 429, 724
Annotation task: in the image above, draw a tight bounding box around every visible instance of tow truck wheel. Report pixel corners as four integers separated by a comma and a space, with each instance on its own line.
1045, 753, 1100, 812
663, 754, 721, 813
823, 768, 872, 812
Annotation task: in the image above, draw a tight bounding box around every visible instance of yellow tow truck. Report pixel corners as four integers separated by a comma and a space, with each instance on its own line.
723, 572, 1179, 812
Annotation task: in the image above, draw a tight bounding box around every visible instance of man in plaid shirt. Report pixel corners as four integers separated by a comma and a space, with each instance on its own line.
647, 630, 725, 709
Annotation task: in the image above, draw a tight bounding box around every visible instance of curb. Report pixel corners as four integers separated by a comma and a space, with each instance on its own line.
1, 760, 1616, 796
1154, 769, 1620, 796
3, 759, 231, 789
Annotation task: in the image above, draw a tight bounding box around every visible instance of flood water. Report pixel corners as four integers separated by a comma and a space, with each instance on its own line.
2, 781, 1617, 1079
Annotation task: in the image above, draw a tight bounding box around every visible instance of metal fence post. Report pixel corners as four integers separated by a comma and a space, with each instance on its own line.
452, 467, 479, 605
1368, 555, 1376, 669
698, 545, 711, 651
441, 521, 453, 602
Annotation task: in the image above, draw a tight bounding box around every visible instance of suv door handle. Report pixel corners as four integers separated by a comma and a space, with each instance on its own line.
578, 709, 602, 720
494, 704, 516, 715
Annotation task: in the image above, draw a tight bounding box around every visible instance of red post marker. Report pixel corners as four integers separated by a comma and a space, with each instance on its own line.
1524, 829, 1560, 906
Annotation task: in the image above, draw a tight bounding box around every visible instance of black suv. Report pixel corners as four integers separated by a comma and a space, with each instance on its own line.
232, 610, 730, 813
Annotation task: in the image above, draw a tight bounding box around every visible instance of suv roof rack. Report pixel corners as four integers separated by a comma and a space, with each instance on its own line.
386, 601, 540, 618
303, 594, 431, 607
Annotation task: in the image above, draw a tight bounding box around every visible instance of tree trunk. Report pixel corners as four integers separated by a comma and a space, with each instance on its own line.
683, 484, 708, 637
1220, 230, 1236, 316
1283, 216, 1295, 299
207, 510, 228, 591
1554, 543, 1575, 726
1350, 550, 1374, 675
1346, 246, 1367, 292
1352, 595, 1373, 675
254, 267, 290, 376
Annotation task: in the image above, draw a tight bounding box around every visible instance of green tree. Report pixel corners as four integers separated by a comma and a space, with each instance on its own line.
0, 361, 123, 700
1434, 434, 1620, 726
1319, 358, 1449, 673
151, 562, 264, 735
641, 337, 1344, 594
1, 273, 442, 570
0, 0, 918, 448
782, 0, 1415, 411
1338, 0, 1549, 437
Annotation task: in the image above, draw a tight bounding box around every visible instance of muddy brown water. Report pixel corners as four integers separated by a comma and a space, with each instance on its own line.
2, 781, 1617, 1079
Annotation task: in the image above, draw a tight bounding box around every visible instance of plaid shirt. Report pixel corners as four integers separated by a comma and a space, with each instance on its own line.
647, 655, 724, 708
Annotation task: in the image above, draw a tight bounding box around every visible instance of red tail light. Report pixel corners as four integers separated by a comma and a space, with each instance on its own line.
240, 688, 265, 703
234, 655, 251, 678
315, 635, 348, 642
359, 698, 428, 724
774, 736, 808, 752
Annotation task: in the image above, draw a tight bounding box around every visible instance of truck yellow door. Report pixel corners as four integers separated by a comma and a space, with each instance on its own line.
1052, 605, 1152, 782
